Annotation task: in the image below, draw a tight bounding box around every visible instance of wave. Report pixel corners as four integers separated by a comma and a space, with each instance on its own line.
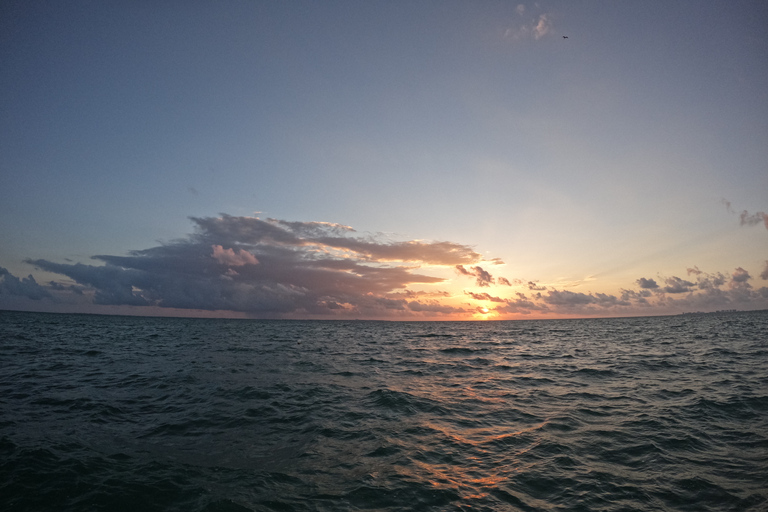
1, 310, 767, 511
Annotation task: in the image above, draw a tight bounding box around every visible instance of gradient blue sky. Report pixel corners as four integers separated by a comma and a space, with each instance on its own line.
2, 1, 767, 319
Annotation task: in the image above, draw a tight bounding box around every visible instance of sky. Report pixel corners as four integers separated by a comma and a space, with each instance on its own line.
1, 0, 767, 320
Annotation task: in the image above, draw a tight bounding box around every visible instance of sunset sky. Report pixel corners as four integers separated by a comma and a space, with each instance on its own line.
1, 1, 767, 319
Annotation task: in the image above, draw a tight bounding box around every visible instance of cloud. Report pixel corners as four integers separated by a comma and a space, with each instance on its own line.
265, 218, 356, 237
533, 14, 552, 39
501, 261, 768, 315
621, 266, 768, 312
471, 266, 494, 287
540, 289, 629, 310
10, 211, 768, 318
695, 271, 726, 290
407, 300, 465, 314
387, 289, 451, 299
544, 289, 596, 306
731, 267, 751, 283
455, 265, 495, 287
722, 200, 768, 234
0, 267, 51, 300
48, 281, 84, 295
662, 276, 695, 294
25, 261, 152, 306
522, 263, 763, 314
494, 292, 547, 314
193, 215, 481, 265
503, 8, 554, 41
211, 245, 259, 266
636, 277, 659, 289
465, 291, 505, 303
620, 289, 651, 305
739, 210, 768, 230
26, 214, 484, 317
656, 284, 763, 310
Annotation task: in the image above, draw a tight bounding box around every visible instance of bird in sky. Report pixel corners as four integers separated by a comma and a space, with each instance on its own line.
563, 35, 568, 39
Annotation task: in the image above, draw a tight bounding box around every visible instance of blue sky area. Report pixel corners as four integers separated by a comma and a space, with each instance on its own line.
1, 1, 767, 319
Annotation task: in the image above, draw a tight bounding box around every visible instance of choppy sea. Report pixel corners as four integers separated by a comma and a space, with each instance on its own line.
1, 310, 767, 511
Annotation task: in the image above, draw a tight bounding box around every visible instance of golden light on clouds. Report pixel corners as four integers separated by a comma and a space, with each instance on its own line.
13, 211, 768, 320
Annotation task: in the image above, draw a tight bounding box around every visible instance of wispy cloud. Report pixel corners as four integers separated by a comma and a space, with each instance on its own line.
503, 6, 555, 42
740, 210, 768, 231
722, 198, 768, 232
533, 14, 552, 40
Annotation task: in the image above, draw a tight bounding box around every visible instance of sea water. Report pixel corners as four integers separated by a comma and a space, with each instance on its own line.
1, 310, 766, 511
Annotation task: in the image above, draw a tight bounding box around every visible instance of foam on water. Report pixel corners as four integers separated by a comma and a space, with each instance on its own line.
1, 310, 767, 511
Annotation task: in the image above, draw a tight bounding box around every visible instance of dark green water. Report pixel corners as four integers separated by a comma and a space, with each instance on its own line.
1, 310, 766, 511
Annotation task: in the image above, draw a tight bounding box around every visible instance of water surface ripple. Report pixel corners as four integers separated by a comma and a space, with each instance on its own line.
1, 311, 767, 511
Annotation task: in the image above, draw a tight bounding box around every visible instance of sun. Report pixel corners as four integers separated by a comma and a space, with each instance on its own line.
470, 305, 494, 320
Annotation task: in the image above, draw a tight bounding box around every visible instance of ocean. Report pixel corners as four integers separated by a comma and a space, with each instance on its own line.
1, 310, 766, 511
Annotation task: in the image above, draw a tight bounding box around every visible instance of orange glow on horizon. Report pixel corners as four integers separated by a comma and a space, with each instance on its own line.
469, 304, 499, 320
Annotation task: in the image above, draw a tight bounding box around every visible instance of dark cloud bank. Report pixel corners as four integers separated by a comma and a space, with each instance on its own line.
0, 267, 51, 301
19, 215, 482, 318
4, 213, 768, 318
